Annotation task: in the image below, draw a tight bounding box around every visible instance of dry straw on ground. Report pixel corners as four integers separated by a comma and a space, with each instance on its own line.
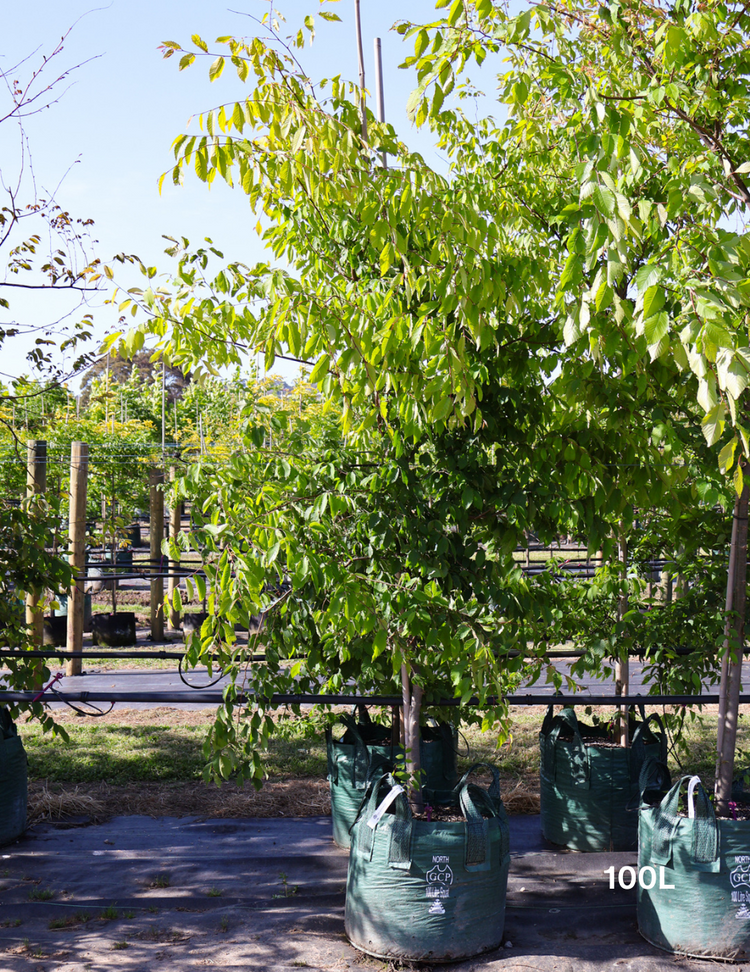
27, 778, 331, 826
501, 780, 540, 815
27, 783, 107, 827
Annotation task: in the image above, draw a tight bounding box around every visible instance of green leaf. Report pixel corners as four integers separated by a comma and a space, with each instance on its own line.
209, 57, 225, 82
719, 437, 738, 473
432, 397, 453, 422
448, 0, 464, 26
372, 629, 387, 660
634, 264, 662, 292
380, 241, 395, 276
592, 185, 616, 218
309, 356, 329, 383
735, 462, 745, 496
643, 311, 668, 345
415, 29, 429, 57
642, 286, 665, 319
701, 403, 725, 447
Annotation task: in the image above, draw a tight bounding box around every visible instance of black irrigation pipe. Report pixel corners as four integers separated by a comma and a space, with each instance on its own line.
0, 646, 744, 661
0, 691, 741, 706
0, 651, 267, 661
1, 650, 191, 659
76, 572, 199, 581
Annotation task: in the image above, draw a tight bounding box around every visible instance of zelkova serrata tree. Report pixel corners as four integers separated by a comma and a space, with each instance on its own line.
110, 5, 717, 793
398, 0, 750, 810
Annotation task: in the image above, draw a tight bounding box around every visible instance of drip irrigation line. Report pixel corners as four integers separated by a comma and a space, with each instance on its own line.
53, 695, 116, 717
178, 652, 227, 689
0, 691, 738, 706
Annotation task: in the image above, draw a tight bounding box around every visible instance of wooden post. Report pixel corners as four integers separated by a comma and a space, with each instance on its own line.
66, 442, 88, 677
615, 525, 629, 747
167, 466, 181, 631
25, 439, 47, 651
150, 468, 165, 641
716, 473, 750, 813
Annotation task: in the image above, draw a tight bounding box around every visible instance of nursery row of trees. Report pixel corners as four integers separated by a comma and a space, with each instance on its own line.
6, 1, 750, 808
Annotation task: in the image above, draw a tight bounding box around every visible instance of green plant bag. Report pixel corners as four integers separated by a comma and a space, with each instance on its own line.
539, 705, 665, 851
638, 772, 750, 959
327, 711, 395, 849
345, 764, 510, 962
327, 711, 459, 849
0, 708, 27, 845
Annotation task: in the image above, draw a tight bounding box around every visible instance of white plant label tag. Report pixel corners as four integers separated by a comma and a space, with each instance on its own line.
366, 785, 404, 829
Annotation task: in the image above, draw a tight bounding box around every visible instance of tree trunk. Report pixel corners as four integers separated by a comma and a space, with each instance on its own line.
715, 472, 750, 814
716, 496, 740, 761
615, 523, 629, 747
401, 662, 423, 812
25, 439, 47, 658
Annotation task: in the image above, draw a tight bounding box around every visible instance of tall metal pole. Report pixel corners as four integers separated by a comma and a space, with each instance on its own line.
373, 37, 387, 168
354, 0, 368, 142
66, 442, 88, 677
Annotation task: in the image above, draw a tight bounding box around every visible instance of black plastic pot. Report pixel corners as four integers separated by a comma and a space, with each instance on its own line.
54, 593, 93, 633
125, 524, 142, 547
111, 549, 133, 569
43, 615, 68, 647
182, 612, 208, 641
91, 612, 137, 647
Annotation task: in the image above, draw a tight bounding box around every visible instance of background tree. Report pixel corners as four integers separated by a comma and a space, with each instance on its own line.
397, 0, 750, 809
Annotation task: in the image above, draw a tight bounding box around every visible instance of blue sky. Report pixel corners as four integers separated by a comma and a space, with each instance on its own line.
2, 0, 464, 389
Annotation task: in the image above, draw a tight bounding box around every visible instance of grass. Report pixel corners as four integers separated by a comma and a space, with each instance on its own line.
48, 913, 90, 930
22, 715, 327, 784
28, 888, 54, 901
20, 703, 750, 802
